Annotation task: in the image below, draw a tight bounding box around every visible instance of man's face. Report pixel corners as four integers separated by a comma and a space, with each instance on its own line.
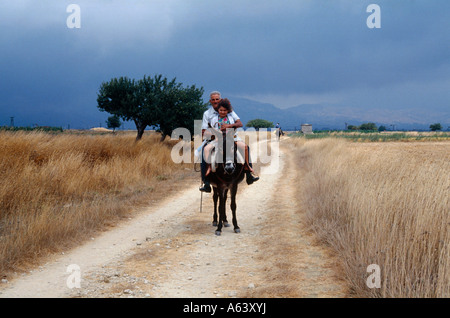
209, 94, 221, 109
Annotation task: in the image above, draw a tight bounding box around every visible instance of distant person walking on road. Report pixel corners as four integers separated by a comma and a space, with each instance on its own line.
275, 123, 284, 140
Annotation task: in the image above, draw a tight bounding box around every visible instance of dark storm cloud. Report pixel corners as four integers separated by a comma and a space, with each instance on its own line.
0, 0, 449, 127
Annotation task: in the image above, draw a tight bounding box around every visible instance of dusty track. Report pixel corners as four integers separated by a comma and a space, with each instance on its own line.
0, 138, 347, 298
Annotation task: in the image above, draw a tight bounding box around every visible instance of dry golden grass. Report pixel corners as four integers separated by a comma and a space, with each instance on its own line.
0, 131, 196, 275
292, 130, 450, 142
289, 138, 449, 297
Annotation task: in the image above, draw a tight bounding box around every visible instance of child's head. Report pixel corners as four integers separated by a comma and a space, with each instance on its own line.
217, 98, 233, 117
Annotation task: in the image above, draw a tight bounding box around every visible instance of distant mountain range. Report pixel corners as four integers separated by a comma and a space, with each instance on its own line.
228, 97, 450, 131
2, 96, 448, 131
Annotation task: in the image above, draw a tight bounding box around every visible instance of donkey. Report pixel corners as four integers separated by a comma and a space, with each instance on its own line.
207, 127, 246, 236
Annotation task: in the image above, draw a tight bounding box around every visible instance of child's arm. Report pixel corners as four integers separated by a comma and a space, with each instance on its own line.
220, 119, 243, 131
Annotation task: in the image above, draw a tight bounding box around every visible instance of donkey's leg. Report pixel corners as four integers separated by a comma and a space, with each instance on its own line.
212, 187, 228, 227
215, 189, 228, 236
222, 188, 229, 227
212, 187, 218, 226
230, 185, 240, 233
223, 192, 230, 227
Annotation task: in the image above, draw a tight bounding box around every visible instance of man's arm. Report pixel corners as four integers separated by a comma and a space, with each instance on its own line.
220, 119, 243, 131
201, 109, 212, 139
219, 111, 243, 130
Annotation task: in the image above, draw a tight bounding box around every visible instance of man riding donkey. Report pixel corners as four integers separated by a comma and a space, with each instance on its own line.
199, 91, 259, 192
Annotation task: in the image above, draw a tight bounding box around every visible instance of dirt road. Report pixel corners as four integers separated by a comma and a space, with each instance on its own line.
0, 138, 347, 298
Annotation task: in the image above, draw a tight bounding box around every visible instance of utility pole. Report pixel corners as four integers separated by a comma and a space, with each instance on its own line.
10, 117, 14, 128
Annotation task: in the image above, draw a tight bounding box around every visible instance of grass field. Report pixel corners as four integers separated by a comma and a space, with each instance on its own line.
1, 130, 448, 297
289, 137, 449, 297
290, 130, 450, 142
0, 130, 196, 274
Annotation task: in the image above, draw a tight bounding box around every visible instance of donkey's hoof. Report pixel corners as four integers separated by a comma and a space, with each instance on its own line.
234, 228, 241, 233
215, 230, 221, 236
224, 222, 231, 227
212, 221, 218, 226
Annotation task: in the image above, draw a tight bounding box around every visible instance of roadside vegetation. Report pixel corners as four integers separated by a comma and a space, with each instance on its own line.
290, 130, 450, 142
0, 130, 196, 275
289, 137, 449, 297
0, 126, 63, 133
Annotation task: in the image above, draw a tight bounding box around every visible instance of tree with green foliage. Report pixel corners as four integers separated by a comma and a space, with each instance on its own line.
97, 76, 150, 140
106, 115, 121, 132
429, 123, 442, 131
246, 119, 274, 130
97, 74, 207, 141
378, 125, 387, 132
347, 125, 358, 130
359, 122, 378, 131
152, 79, 207, 141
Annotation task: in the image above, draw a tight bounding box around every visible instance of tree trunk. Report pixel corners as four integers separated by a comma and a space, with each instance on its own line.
135, 121, 147, 141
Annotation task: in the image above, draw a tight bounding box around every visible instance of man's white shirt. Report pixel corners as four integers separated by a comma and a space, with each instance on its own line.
201, 107, 240, 131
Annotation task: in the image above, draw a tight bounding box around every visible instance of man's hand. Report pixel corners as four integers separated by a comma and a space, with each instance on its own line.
220, 123, 233, 131
220, 120, 243, 131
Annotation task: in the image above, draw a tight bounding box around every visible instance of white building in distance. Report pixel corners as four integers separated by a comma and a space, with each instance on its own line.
301, 124, 313, 134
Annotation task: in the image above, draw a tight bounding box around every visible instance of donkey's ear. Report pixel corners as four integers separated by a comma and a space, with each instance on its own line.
225, 128, 235, 137
209, 126, 222, 139
224, 128, 236, 145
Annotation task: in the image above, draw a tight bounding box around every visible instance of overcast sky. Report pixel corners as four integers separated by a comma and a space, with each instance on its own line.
0, 0, 449, 128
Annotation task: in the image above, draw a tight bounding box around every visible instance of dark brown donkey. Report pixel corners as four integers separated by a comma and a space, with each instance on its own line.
207, 127, 246, 236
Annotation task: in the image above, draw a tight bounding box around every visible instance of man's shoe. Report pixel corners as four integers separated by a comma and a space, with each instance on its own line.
246, 172, 259, 185
199, 183, 212, 193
